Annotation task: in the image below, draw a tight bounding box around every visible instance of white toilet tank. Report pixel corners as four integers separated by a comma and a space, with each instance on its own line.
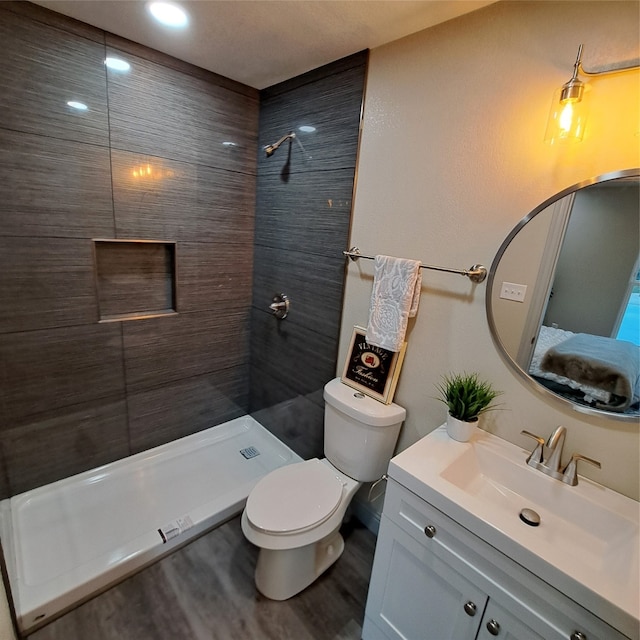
323, 378, 406, 482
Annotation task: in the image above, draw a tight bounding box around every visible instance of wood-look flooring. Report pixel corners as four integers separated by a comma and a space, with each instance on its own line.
27, 515, 376, 640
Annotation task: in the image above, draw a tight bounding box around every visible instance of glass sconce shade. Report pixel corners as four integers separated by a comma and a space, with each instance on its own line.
544, 44, 639, 144
544, 84, 589, 144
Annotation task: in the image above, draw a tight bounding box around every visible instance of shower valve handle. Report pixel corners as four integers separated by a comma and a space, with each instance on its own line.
269, 294, 290, 320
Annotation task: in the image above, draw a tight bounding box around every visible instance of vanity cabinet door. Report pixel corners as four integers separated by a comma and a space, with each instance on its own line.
363, 516, 488, 640
365, 479, 630, 640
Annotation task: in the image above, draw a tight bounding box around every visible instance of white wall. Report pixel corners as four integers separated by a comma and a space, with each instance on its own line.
340, 1, 640, 499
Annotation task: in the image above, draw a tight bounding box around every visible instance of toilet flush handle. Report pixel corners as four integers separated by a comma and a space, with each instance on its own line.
367, 474, 387, 502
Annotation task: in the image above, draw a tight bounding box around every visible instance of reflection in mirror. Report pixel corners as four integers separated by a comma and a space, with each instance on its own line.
487, 169, 640, 420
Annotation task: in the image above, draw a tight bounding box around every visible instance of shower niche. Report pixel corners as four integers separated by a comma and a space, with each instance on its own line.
93, 239, 177, 322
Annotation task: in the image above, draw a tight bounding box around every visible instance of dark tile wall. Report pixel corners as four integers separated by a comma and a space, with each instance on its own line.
0, 1, 366, 499
0, 2, 258, 497
249, 53, 368, 459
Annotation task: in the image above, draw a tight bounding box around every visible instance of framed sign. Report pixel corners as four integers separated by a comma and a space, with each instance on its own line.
341, 326, 407, 404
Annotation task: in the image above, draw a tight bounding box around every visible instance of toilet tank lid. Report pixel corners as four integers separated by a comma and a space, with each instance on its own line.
323, 378, 406, 427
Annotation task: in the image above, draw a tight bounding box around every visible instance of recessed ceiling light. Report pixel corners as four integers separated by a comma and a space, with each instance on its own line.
298, 125, 316, 133
222, 141, 238, 147
147, 1, 188, 28
67, 101, 88, 110
105, 57, 131, 72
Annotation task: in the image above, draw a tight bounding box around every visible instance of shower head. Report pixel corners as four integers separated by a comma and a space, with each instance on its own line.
265, 132, 296, 157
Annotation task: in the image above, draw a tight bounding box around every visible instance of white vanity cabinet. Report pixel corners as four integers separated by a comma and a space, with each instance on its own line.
362, 479, 628, 640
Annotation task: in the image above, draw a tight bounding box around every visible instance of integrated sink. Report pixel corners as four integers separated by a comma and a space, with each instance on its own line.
387, 424, 640, 636
439, 435, 637, 566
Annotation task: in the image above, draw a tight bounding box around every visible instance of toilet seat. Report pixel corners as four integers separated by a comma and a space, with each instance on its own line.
245, 459, 344, 535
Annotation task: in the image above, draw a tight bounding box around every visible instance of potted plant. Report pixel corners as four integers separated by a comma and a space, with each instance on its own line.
436, 372, 501, 441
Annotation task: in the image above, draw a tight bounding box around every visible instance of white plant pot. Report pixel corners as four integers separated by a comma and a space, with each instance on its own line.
446, 414, 478, 442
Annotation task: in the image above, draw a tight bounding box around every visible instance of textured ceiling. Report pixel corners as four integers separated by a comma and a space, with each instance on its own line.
33, 1, 496, 89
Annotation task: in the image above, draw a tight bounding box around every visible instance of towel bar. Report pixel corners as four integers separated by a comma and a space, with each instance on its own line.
343, 247, 487, 283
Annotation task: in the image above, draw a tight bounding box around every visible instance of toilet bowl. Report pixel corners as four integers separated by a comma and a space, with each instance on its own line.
241, 458, 360, 600
241, 378, 406, 600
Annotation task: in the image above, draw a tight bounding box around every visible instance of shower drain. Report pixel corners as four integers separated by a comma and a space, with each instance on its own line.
240, 446, 260, 459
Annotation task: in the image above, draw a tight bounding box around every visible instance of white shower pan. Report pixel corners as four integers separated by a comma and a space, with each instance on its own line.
0, 416, 301, 634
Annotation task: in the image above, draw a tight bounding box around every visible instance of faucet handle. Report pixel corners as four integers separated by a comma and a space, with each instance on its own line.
521, 430, 545, 464
562, 454, 601, 486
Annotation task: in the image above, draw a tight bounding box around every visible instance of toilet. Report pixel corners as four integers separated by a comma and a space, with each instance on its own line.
241, 377, 406, 600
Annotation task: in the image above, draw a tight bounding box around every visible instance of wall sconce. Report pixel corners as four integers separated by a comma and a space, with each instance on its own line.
545, 44, 639, 144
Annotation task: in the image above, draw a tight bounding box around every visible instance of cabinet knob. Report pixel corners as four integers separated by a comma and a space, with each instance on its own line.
486, 619, 501, 636
463, 601, 477, 617
570, 633, 587, 640
424, 525, 436, 538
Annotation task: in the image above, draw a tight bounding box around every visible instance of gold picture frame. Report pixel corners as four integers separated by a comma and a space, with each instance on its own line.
341, 326, 407, 404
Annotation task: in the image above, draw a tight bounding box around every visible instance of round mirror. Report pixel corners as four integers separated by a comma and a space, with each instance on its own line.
487, 168, 640, 421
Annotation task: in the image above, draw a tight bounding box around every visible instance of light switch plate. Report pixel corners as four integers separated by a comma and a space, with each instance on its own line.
500, 282, 527, 302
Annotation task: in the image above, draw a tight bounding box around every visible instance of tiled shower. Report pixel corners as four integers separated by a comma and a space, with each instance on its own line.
0, 1, 367, 500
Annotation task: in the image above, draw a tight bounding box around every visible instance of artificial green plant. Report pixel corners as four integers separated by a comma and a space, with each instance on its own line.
436, 372, 501, 422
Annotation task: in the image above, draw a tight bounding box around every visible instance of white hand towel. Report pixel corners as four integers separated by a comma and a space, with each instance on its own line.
366, 255, 422, 352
